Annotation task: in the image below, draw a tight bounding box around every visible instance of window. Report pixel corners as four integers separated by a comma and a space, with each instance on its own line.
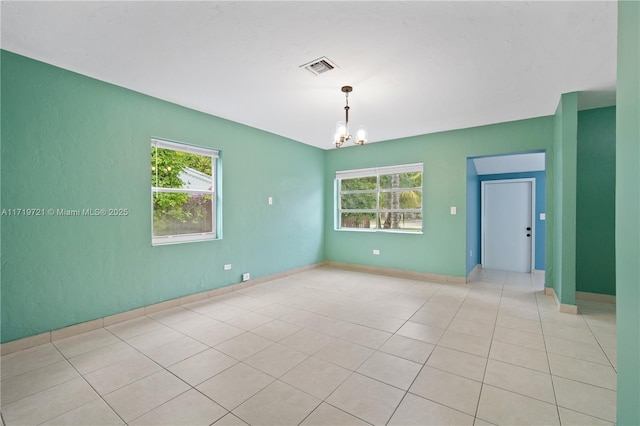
151, 138, 219, 245
336, 163, 423, 232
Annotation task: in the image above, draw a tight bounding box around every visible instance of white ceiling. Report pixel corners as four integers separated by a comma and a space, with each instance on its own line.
1, 1, 617, 150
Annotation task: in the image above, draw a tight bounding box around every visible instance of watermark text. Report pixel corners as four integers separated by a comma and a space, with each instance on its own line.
1, 208, 129, 217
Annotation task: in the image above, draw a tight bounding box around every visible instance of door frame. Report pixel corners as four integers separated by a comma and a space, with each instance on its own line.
481, 178, 536, 272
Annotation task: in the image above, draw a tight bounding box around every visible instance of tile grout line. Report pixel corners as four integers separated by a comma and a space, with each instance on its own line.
115, 316, 233, 425
538, 297, 618, 423
580, 308, 618, 372
141, 287, 375, 425
320, 284, 439, 426
63, 316, 229, 425
384, 281, 474, 425
471, 269, 505, 424
2, 268, 616, 426
380, 290, 437, 425
49, 336, 129, 426
535, 279, 564, 425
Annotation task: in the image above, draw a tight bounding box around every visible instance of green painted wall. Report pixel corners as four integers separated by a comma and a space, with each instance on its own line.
550, 92, 578, 306
324, 117, 554, 278
576, 106, 616, 295
0, 51, 325, 343
616, 1, 640, 424
465, 158, 480, 275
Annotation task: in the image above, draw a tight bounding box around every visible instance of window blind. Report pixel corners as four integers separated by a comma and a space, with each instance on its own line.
152, 138, 219, 158
335, 162, 422, 180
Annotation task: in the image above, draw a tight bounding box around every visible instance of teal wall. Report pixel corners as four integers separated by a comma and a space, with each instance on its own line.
615, 1, 640, 423
550, 92, 578, 306
0, 51, 325, 343
324, 117, 555, 278
479, 170, 546, 271
465, 159, 480, 275
576, 106, 616, 296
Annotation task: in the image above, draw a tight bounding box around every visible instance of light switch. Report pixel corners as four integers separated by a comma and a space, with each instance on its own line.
540, 213, 546, 220
450, 206, 457, 215
268, 197, 273, 205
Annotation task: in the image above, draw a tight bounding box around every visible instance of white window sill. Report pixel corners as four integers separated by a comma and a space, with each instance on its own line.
334, 228, 423, 235
152, 233, 219, 246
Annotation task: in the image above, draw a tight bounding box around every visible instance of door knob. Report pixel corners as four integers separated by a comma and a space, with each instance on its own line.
526, 227, 531, 231
526, 233, 531, 237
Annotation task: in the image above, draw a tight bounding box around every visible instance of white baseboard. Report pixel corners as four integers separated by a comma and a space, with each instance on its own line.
3, 261, 560, 356
545, 287, 578, 314
1, 262, 325, 356
325, 261, 467, 285
576, 291, 616, 304
466, 264, 482, 283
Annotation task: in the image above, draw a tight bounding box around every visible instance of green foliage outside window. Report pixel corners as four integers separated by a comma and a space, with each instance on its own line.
340, 171, 422, 231
151, 147, 213, 236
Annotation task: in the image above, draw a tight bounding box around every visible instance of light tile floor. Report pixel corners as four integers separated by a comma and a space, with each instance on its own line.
1, 268, 617, 425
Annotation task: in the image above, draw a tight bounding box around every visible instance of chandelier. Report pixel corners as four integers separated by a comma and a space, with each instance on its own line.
334, 85, 367, 148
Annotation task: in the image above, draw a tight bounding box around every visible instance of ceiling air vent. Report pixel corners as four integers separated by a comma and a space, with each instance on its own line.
300, 57, 337, 76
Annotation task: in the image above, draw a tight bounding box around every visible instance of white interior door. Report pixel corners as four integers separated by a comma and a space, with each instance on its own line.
482, 179, 534, 273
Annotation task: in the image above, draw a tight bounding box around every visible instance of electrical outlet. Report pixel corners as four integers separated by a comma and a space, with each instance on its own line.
242, 273, 250, 282
373, 249, 380, 255
469, 250, 473, 257
268, 197, 273, 205
224, 264, 232, 270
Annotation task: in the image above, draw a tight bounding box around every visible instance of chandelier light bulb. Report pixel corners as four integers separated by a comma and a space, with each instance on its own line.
356, 126, 367, 145
336, 121, 347, 139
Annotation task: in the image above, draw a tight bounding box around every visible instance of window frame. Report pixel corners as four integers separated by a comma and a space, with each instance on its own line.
151, 138, 220, 245
336, 163, 423, 233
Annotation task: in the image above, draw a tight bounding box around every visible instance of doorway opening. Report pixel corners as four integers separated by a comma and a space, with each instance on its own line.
466, 151, 546, 277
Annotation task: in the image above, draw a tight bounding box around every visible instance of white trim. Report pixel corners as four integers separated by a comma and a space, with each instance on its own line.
545, 287, 578, 314
152, 187, 214, 195
466, 264, 482, 283
334, 228, 424, 235
481, 178, 536, 273
336, 162, 423, 179
152, 138, 219, 157
152, 232, 217, 245
325, 261, 467, 284
576, 291, 616, 304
